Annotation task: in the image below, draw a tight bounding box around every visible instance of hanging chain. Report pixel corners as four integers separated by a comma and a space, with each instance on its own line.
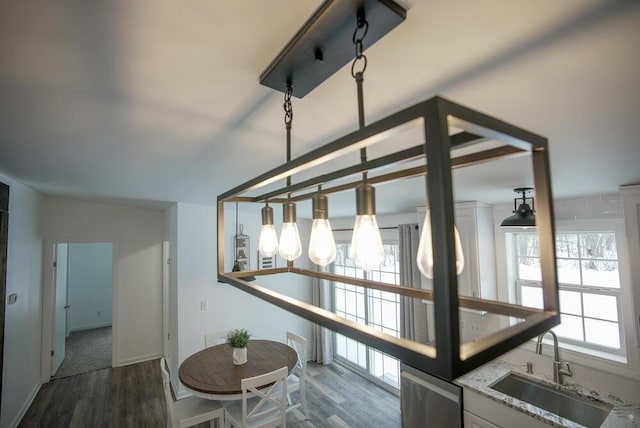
351, 12, 369, 181
351, 13, 369, 78
283, 83, 293, 130
284, 82, 293, 190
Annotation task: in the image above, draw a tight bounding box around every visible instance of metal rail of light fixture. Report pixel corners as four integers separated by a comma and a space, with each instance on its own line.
217, 0, 560, 380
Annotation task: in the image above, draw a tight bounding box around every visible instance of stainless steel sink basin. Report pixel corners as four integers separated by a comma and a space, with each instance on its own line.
490, 373, 612, 428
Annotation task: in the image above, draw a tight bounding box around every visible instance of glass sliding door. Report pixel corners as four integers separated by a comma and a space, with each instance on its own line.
333, 242, 401, 389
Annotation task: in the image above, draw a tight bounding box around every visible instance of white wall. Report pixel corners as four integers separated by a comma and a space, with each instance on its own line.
0, 172, 43, 428
67, 242, 113, 332
170, 202, 313, 397
40, 196, 165, 369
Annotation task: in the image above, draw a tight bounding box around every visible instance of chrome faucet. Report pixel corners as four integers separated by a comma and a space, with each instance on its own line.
535, 330, 572, 384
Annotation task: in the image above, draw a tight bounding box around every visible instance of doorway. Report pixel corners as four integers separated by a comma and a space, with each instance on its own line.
51, 242, 113, 379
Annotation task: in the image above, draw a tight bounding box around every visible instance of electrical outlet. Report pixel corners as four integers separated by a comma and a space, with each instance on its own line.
200, 300, 208, 311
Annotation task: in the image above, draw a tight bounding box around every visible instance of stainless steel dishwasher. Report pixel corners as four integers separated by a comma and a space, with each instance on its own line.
400, 363, 462, 428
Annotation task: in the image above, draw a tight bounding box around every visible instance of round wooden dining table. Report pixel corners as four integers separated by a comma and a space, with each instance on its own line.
178, 339, 298, 400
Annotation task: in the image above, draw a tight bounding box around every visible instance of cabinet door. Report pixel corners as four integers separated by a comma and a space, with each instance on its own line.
464, 389, 549, 428
454, 208, 477, 297
463, 410, 500, 428
454, 202, 497, 300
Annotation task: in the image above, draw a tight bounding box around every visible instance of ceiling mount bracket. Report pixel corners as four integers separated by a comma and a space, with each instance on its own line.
259, 0, 406, 98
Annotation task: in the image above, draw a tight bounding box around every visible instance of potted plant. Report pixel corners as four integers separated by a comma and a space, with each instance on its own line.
227, 329, 251, 365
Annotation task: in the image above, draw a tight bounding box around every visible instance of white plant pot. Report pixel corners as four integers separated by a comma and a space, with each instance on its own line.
233, 347, 247, 365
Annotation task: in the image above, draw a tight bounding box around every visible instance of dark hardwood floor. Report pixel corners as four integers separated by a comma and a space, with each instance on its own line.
19, 359, 400, 428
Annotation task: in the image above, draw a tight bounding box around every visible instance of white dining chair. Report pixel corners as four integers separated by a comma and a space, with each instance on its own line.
224, 366, 288, 428
285, 331, 309, 420
160, 357, 225, 428
204, 330, 231, 348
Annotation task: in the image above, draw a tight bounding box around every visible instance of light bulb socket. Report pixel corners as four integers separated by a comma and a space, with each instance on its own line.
501, 187, 536, 228
283, 201, 297, 223
312, 192, 329, 220
262, 205, 274, 225
516, 203, 533, 216
355, 182, 375, 216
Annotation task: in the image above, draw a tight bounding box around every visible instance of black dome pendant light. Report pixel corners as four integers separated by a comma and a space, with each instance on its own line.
501, 187, 536, 228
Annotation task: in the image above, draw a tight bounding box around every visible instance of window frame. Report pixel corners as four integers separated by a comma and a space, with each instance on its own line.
508, 218, 638, 376
515, 278, 624, 356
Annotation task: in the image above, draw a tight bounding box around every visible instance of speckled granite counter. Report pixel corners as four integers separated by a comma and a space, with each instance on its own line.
455, 359, 640, 427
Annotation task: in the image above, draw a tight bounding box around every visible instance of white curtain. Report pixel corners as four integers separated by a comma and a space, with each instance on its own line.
310, 265, 333, 364
399, 224, 429, 343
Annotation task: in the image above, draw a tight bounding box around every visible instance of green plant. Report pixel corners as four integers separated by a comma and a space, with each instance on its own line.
227, 329, 251, 348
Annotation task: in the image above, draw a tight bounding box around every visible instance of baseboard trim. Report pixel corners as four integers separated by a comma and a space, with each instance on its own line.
12, 380, 42, 428
114, 352, 162, 367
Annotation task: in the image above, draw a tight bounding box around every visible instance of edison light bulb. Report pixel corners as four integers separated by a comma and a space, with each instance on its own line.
258, 204, 278, 257
417, 210, 465, 279
309, 219, 336, 266
350, 183, 384, 271
350, 214, 384, 271
278, 201, 302, 261
308, 191, 336, 266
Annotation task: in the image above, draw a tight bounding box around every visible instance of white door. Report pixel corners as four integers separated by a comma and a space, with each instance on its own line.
52, 243, 69, 374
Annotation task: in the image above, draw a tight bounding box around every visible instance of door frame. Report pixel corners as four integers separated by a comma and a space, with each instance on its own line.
51, 243, 69, 374
162, 240, 170, 359
40, 237, 118, 382
0, 182, 9, 417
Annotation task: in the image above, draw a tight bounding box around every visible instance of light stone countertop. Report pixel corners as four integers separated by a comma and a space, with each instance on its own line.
455, 359, 640, 427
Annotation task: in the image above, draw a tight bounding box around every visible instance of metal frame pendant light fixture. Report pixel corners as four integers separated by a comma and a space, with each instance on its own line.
217, 0, 560, 381
417, 209, 465, 279
308, 186, 336, 266
349, 12, 384, 272
501, 187, 536, 228
258, 202, 278, 257
277, 83, 302, 262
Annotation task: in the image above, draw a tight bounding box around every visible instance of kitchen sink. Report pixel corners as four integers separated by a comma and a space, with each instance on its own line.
490, 373, 612, 428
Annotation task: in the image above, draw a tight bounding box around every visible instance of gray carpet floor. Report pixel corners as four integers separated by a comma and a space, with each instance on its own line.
52, 326, 112, 379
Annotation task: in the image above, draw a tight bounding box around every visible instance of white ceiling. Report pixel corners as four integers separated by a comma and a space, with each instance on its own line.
1, 0, 639, 217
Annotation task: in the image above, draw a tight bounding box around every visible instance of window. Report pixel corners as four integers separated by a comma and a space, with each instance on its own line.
333, 242, 401, 389
515, 231, 624, 357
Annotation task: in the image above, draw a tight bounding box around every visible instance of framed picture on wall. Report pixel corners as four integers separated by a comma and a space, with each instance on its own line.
234, 226, 250, 271
257, 252, 277, 270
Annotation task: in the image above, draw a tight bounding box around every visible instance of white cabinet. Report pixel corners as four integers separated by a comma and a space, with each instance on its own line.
417, 202, 497, 299
463, 410, 500, 428
454, 202, 497, 300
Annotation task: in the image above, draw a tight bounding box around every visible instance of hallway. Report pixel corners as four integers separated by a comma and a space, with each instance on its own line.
52, 326, 112, 380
